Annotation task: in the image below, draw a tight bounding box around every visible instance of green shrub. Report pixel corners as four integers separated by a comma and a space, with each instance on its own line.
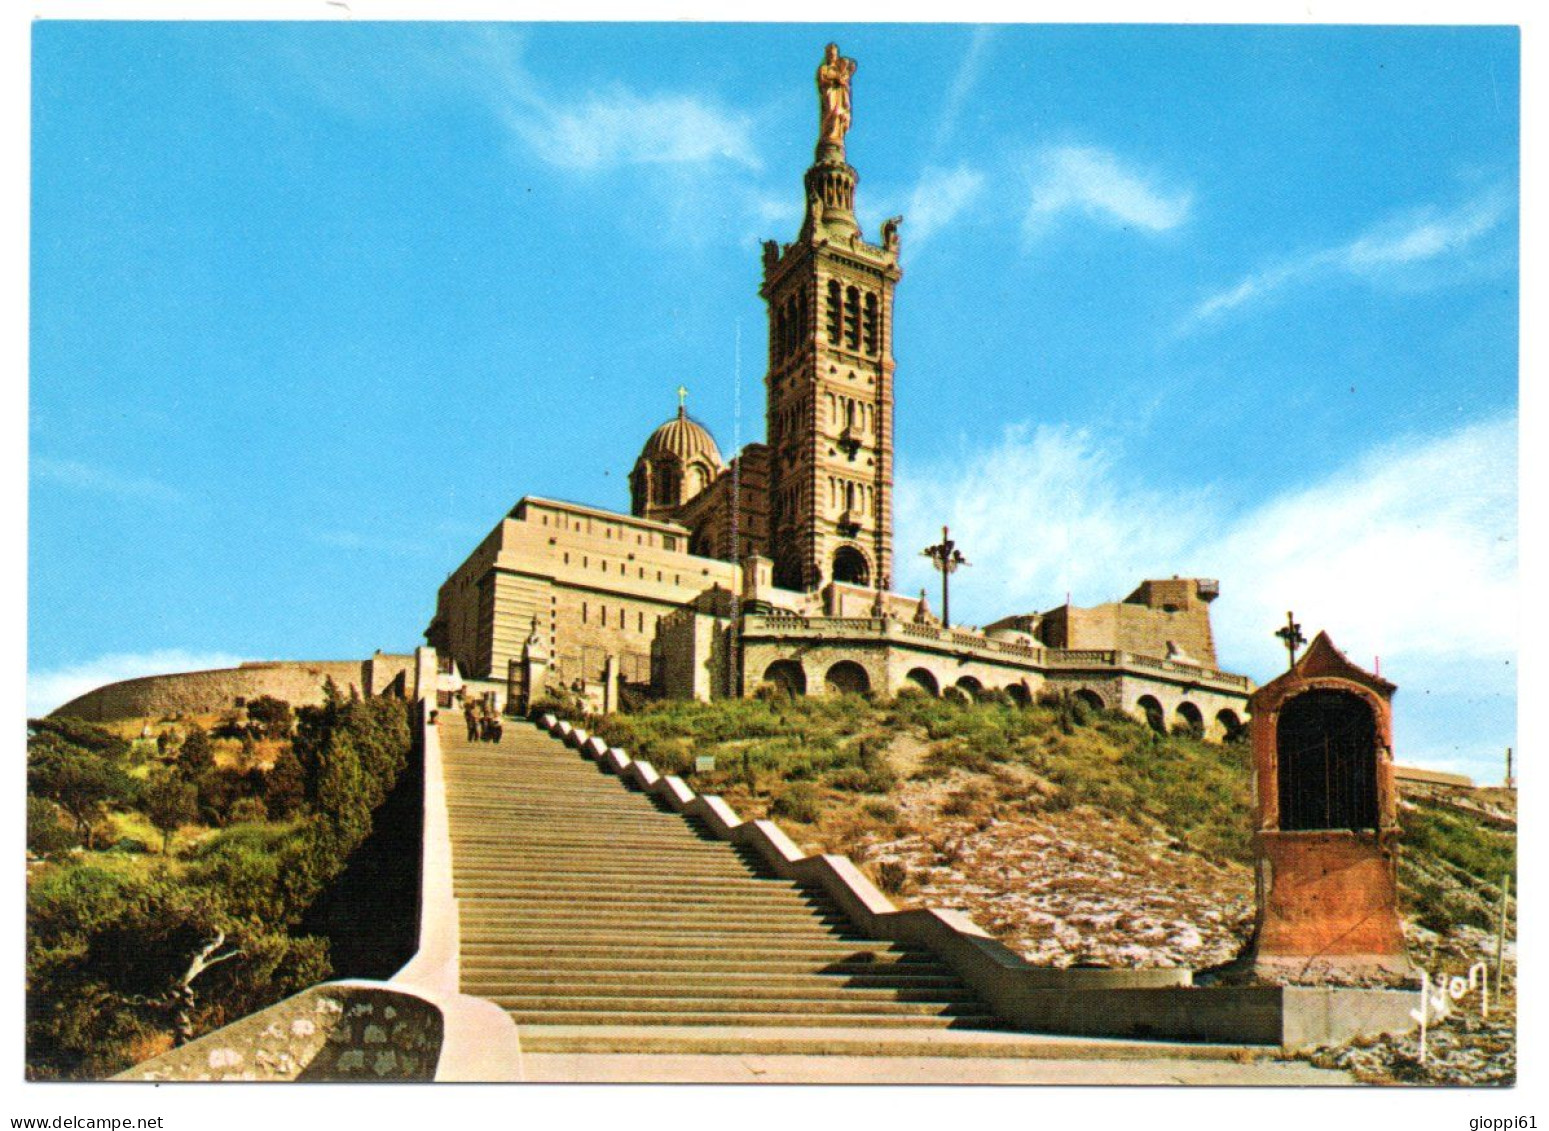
770, 782, 823, 824
27, 797, 78, 857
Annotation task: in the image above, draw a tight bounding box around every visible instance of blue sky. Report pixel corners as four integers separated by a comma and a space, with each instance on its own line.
29, 22, 1518, 781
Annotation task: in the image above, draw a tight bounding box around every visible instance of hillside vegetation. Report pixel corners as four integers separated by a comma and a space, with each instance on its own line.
26, 684, 413, 1080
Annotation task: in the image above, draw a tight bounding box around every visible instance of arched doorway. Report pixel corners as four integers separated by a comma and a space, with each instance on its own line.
954, 676, 983, 702
832, 546, 870, 586
1174, 701, 1204, 738
1276, 690, 1378, 831
1137, 695, 1165, 733
825, 660, 870, 697
1074, 689, 1105, 712
904, 668, 939, 696
762, 660, 806, 697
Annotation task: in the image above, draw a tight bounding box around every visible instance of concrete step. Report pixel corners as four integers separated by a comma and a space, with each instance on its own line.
456, 913, 856, 936
457, 951, 947, 974
446, 887, 839, 912
502, 1010, 999, 1029
514, 1025, 1278, 1061
452, 904, 855, 929
446, 871, 787, 892
448, 852, 757, 875
447, 827, 730, 846
455, 931, 890, 952
461, 979, 982, 1004
486, 994, 987, 1018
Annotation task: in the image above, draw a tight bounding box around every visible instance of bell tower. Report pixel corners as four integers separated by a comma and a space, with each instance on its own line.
760, 43, 902, 594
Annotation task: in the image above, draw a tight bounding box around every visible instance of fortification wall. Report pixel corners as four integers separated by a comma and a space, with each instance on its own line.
49, 660, 373, 722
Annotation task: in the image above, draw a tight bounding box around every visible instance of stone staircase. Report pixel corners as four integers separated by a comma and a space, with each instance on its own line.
441, 716, 1002, 1052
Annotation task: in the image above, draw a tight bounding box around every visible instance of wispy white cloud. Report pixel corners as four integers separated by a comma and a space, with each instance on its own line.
469, 31, 758, 175
33, 457, 182, 504
1023, 146, 1192, 238
1188, 189, 1511, 327
896, 414, 1516, 777
901, 166, 987, 248
29, 649, 249, 718
928, 27, 996, 160
509, 87, 760, 173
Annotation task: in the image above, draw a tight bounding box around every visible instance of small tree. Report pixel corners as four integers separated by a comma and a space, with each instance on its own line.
264, 747, 306, 819
28, 745, 138, 849
177, 724, 214, 777
143, 770, 199, 854
244, 696, 294, 740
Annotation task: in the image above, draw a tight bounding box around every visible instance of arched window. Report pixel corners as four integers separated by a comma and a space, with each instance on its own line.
833, 545, 869, 585
863, 292, 879, 354
827, 280, 842, 343
844, 286, 861, 350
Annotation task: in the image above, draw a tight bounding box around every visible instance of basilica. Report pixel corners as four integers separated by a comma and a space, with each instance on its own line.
423, 45, 1253, 738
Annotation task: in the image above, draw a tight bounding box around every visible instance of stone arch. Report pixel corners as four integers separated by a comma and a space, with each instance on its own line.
1174, 701, 1205, 737
1074, 689, 1106, 712
1005, 683, 1032, 707
1276, 689, 1378, 831
762, 660, 806, 697
903, 668, 939, 696
832, 545, 870, 586
824, 660, 870, 697
1136, 695, 1165, 733
954, 675, 984, 702
1215, 708, 1245, 743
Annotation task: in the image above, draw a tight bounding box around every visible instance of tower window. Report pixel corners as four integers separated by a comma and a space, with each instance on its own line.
864, 292, 879, 355
827, 280, 842, 343
845, 286, 861, 350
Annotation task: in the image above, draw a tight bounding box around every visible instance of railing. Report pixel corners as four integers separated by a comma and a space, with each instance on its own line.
741, 614, 1250, 690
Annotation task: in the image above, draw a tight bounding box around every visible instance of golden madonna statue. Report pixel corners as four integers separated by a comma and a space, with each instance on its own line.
816, 43, 857, 151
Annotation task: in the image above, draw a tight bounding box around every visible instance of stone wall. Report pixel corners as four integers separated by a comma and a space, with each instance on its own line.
116, 983, 444, 1081
49, 659, 379, 723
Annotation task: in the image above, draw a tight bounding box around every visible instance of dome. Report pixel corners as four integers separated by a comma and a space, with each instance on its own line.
640, 406, 724, 469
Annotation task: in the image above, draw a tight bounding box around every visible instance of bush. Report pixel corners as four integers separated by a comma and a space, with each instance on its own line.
177, 724, 214, 777
245, 696, 294, 740
770, 782, 823, 824
874, 859, 913, 895
27, 796, 78, 857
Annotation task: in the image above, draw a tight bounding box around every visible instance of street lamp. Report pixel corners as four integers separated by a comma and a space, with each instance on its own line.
922, 526, 969, 629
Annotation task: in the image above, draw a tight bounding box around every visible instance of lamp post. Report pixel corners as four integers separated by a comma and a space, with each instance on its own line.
922, 526, 969, 629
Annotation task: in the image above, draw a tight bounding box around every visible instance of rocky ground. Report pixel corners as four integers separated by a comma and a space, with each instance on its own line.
845, 767, 1256, 970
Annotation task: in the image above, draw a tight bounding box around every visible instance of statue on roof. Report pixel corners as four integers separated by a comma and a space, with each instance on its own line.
816, 43, 857, 153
